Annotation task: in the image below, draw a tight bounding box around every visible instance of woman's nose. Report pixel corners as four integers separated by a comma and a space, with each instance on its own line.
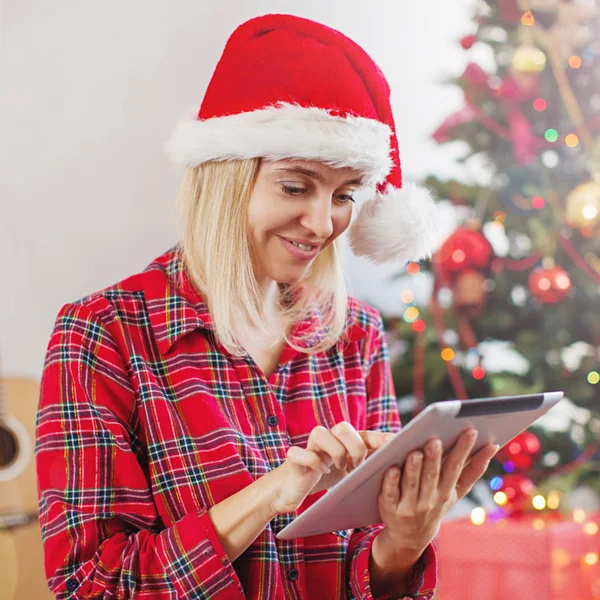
299, 197, 334, 240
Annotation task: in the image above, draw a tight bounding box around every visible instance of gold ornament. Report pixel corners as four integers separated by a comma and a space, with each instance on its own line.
565, 181, 600, 230
512, 44, 547, 73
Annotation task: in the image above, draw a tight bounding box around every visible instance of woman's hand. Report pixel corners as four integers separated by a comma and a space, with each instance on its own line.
268, 422, 395, 515
376, 429, 499, 555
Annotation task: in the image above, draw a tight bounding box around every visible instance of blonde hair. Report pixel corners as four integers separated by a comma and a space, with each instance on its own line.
176, 158, 349, 356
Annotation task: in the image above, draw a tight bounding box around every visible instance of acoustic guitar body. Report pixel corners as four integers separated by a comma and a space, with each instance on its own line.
0, 376, 52, 600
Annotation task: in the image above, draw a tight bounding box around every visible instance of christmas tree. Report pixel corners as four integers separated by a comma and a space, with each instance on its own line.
387, 0, 600, 515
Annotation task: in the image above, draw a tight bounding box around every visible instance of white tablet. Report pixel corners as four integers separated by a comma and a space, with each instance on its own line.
276, 391, 564, 540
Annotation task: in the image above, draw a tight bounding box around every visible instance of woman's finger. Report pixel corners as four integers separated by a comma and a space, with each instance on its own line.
307, 425, 350, 471
417, 439, 442, 509
379, 465, 401, 510
437, 429, 478, 501
328, 422, 370, 469
359, 430, 396, 454
455, 443, 499, 499
398, 451, 423, 509
287, 446, 330, 474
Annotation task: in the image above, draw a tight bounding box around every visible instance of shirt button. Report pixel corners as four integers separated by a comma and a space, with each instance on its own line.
66, 578, 78, 592
267, 415, 279, 426
287, 567, 299, 581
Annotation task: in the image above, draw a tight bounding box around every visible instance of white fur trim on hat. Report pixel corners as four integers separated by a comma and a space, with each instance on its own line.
348, 182, 447, 264
165, 101, 393, 187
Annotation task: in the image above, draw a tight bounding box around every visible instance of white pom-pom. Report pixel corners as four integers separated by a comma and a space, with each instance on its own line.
348, 182, 448, 265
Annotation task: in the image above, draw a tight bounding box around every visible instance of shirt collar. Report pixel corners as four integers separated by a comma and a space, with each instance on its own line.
142, 246, 367, 356
142, 246, 213, 355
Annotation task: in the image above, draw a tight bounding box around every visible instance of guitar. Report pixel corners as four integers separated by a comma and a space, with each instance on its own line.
0, 374, 53, 600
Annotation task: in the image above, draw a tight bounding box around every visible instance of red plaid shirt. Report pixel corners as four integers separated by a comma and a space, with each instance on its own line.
36, 247, 437, 600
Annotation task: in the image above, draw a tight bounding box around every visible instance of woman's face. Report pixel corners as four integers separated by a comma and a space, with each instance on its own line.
247, 159, 363, 287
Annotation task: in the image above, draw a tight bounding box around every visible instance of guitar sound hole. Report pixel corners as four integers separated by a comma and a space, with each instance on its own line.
0, 426, 18, 467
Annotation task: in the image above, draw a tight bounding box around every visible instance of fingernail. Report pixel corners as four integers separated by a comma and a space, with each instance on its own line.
320, 464, 331, 474
492, 444, 500, 453
429, 439, 442, 456
388, 467, 400, 478
412, 453, 422, 465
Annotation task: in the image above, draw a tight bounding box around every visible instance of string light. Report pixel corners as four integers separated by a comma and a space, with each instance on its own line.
471, 507, 486, 525
490, 477, 503, 491
588, 371, 599, 385
583, 522, 599, 536
400, 290, 414, 304
441, 348, 455, 361
412, 319, 426, 333
503, 461, 515, 473
533, 98, 547, 111
568, 56, 582, 69
547, 491, 561, 510
583, 552, 599, 566
472, 366, 486, 380
574, 508, 586, 524
494, 491, 508, 506
403, 307, 419, 323
545, 128, 559, 143
532, 495, 546, 510
532, 196, 545, 209
406, 262, 420, 275
565, 133, 579, 147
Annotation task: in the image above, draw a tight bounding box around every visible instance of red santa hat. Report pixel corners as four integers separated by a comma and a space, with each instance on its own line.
165, 13, 444, 264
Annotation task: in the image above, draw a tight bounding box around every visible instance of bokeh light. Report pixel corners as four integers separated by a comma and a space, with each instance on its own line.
471, 507, 486, 526
441, 348, 455, 361
494, 491, 508, 506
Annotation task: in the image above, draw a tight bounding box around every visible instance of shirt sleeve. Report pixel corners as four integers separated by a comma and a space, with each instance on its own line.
35, 302, 245, 600
346, 313, 437, 600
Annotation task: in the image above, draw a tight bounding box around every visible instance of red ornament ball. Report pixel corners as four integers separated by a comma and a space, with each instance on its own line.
528, 265, 571, 304
496, 431, 541, 471
498, 473, 536, 513
460, 34, 478, 49
433, 228, 494, 286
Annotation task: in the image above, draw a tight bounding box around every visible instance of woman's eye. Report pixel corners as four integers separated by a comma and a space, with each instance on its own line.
281, 185, 306, 196
280, 185, 355, 204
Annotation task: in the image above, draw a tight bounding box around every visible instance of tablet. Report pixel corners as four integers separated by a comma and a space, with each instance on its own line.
276, 391, 564, 540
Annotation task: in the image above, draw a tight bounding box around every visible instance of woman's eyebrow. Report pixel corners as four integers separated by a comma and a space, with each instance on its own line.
274, 166, 364, 186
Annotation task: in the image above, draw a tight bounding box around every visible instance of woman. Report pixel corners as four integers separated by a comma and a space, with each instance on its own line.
35, 13, 499, 600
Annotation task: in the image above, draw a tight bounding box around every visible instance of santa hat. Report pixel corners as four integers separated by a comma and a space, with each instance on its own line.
165, 13, 444, 264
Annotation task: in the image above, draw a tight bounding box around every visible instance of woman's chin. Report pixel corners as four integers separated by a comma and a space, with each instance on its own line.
268, 264, 312, 286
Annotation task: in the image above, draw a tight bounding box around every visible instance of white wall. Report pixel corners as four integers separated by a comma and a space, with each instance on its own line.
1, 0, 490, 379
